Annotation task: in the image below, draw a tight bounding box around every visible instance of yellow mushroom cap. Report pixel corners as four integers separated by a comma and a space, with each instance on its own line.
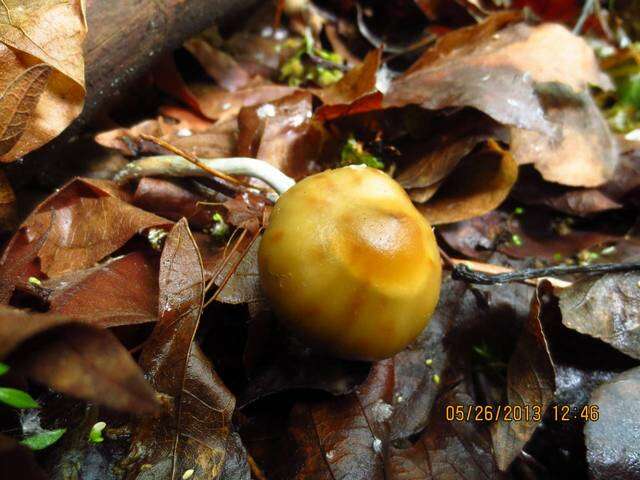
258, 165, 442, 361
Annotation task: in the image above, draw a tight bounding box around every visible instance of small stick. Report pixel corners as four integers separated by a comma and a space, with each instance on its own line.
573, 0, 595, 34
452, 261, 640, 286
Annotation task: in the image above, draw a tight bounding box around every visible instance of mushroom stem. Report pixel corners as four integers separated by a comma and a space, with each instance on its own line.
114, 156, 296, 195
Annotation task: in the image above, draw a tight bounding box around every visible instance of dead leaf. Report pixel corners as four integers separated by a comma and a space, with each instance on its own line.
237, 91, 324, 178
511, 88, 618, 188
184, 38, 251, 92
0, 306, 158, 414
0, 0, 86, 162
0, 169, 16, 231
490, 285, 555, 471
127, 219, 246, 479
249, 359, 394, 480
559, 272, 640, 360
2, 177, 170, 277
44, 251, 159, 328
584, 366, 640, 479
416, 140, 518, 224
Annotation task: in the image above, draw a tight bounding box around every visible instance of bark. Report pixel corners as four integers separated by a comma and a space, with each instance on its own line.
82, 0, 258, 127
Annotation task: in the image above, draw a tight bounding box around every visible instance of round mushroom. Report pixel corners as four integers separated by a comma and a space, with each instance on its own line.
258, 165, 441, 361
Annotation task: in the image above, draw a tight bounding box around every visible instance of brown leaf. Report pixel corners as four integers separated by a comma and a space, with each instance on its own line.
0, 0, 86, 162
0, 64, 52, 156
559, 272, 640, 360
127, 219, 245, 479
2, 177, 170, 277
511, 89, 618, 188
184, 38, 251, 92
584, 366, 640, 478
0, 306, 158, 414
314, 49, 381, 114
416, 140, 518, 225
237, 91, 324, 178
0, 170, 16, 232
0, 434, 47, 480
251, 360, 394, 480
490, 285, 555, 471
44, 251, 159, 328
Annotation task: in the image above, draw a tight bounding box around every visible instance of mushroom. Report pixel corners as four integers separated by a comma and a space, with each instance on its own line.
116, 157, 441, 361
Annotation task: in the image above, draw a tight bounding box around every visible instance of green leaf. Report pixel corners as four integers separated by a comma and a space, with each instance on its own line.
0, 363, 9, 376
20, 428, 66, 450
340, 136, 384, 169
0, 387, 39, 409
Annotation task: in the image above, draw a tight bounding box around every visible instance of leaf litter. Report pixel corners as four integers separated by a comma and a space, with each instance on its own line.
2, 1, 640, 478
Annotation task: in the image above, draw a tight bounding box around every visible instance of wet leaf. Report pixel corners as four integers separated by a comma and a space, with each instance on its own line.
44, 251, 159, 328
584, 366, 640, 478
416, 140, 518, 224
237, 91, 324, 179
0, 434, 47, 480
249, 359, 394, 480
490, 285, 555, 471
127, 219, 247, 479
0, 0, 86, 162
1, 177, 170, 277
559, 272, 640, 360
0, 306, 158, 414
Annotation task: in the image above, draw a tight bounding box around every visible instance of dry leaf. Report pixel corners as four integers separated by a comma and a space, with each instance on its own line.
0, 0, 86, 162
416, 140, 518, 224
0, 306, 158, 414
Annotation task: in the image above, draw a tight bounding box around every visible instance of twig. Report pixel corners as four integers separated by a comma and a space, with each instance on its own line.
573, 0, 596, 34
452, 261, 640, 286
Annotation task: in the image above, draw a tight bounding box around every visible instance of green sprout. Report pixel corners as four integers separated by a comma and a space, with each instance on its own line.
279, 30, 344, 87
20, 429, 66, 451
340, 136, 384, 169
89, 421, 107, 444
208, 213, 230, 240
511, 234, 523, 247
147, 228, 168, 251
0, 363, 8, 376
513, 207, 524, 215
28, 277, 42, 287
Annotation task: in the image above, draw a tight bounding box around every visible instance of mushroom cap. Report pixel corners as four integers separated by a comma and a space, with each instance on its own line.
258, 165, 441, 361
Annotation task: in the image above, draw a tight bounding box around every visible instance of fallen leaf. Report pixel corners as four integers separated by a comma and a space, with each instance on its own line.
249, 359, 394, 480
127, 219, 246, 479
44, 251, 159, 328
559, 272, 640, 360
490, 285, 555, 471
0, 0, 86, 162
184, 38, 251, 92
416, 140, 518, 224
237, 91, 324, 178
511, 88, 618, 188
0, 306, 158, 414
2, 177, 170, 277
584, 366, 640, 479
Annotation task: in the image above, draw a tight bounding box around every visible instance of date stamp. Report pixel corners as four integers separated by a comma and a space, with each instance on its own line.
445, 404, 600, 422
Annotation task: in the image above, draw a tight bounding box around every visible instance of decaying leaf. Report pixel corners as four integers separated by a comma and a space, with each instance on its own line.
416, 140, 518, 224
0, 169, 16, 231
1, 177, 170, 277
0, 306, 158, 414
44, 252, 159, 328
584, 366, 640, 479
491, 284, 555, 471
127, 219, 247, 479
0, 0, 86, 162
559, 271, 640, 360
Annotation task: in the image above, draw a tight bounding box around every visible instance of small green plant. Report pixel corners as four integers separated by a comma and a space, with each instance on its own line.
339, 136, 384, 169
279, 31, 344, 87
0, 362, 65, 450
208, 213, 230, 240
89, 421, 107, 444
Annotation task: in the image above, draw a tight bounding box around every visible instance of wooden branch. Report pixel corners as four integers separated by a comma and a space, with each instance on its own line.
80, 0, 258, 127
